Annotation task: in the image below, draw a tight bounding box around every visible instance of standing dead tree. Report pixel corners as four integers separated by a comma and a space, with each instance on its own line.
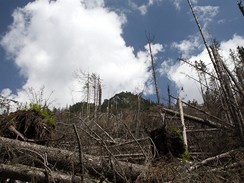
178, 97, 188, 152
194, 60, 210, 104
0, 95, 19, 114
135, 92, 142, 138
91, 73, 102, 117
210, 43, 244, 141
187, 0, 244, 142
74, 70, 102, 118
146, 33, 160, 105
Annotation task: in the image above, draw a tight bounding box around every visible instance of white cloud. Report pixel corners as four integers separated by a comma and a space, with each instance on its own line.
171, 0, 182, 10
128, 0, 163, 15
219, 34, 244, 58
161, 34, 244, 103
82, 0, 104, 9
193, 5, 219, 29
1, 88, 12, 97
141, 43, 164, 95
171, 0, 199, 11
172, 35, 201, 57
0, 0, 161, 107
145, 43, 164, 55
171, 4, 219, 58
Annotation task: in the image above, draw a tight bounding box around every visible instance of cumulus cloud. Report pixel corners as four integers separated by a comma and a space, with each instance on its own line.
172, 35, 201, 57
0, 0, 162, 107
161, 34, 244, 102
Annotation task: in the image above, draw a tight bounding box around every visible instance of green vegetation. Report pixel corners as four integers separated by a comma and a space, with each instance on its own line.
29, 103, 56, 126
69, 101, 94, 113
181, 151, 191, 162
170, 125, 182, 138
101, 91, 155, 112
68, 91, 156, 114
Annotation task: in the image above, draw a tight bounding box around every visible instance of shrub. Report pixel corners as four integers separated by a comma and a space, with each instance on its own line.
29, 103, 56, 126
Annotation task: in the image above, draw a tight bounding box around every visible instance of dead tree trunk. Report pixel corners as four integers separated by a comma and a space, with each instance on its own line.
0, 137, 146, 182
146, 34, 160, 105
98, 76, 102, 112
135, 93, 142, 138
210, 44, 244, 141
238, 0, 244, 16
168, 85, 171, 109
160, 106, 233, 129
178, 97, 188, 152
187, 0, 244, 142
0, 163, 82, 183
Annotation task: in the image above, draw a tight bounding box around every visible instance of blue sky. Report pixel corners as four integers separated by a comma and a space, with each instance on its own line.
0, 0, 243, 108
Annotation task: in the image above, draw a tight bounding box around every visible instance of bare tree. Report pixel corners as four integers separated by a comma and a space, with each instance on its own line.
146, 33, 160, 105
194, 60, 209, 104
90, 73, 102, 118
25, 86, 54, 109
210, 43, 244, 140
187, 0, 244, 141
0, 95, 18, 114
74, 70, 102, 118
135, 92, 142, 138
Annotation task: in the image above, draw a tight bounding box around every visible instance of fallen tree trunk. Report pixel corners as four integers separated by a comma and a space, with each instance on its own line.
161, 107, 233, 129
169, 94, 227, 125
0, 163, 81, 183
0, 137, 146, 182
186, 128, 220, 133
189, 149, 242, 171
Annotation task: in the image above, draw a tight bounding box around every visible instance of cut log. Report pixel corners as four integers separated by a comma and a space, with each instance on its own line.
0, 137, 146, 182
0, 163, 81, 183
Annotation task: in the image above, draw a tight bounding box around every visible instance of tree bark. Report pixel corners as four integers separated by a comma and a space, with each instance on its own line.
210, 44, 244, 141
170, 94, 226, 125
0, 137, 146, 182
0, 163, 82, 183
160, 107, 232, 129
189, 149, 240, 171
178, 97, 188, 152
146, 34, 160, 105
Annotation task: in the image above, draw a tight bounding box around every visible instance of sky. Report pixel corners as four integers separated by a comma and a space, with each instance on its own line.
0, 0, 243, 109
